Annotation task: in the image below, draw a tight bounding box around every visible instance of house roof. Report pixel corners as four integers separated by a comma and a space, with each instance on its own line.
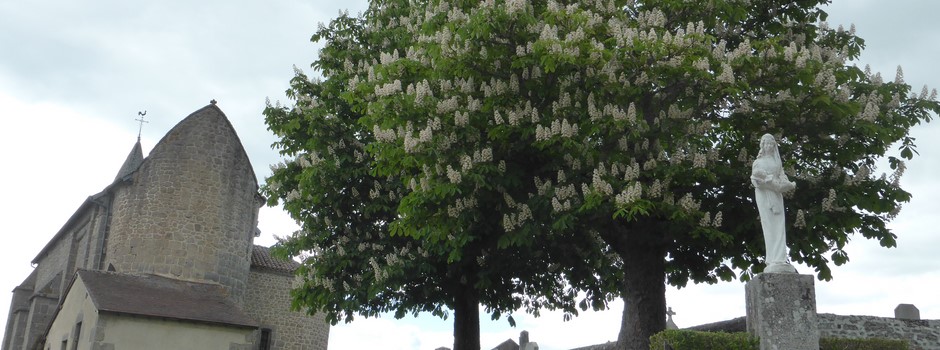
492, 339, 519, 350
251, 245, 300, 274
77, 270, 257, 328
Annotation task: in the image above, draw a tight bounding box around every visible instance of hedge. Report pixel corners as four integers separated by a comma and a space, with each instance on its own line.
649, 330, 757, 350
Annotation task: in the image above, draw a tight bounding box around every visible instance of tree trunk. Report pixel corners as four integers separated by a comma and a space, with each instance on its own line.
452, 286, 481, 350
615, 233, 667, 350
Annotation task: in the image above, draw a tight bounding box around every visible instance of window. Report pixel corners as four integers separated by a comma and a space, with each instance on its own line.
71, 322, 82, 350
259, 328, 272, 350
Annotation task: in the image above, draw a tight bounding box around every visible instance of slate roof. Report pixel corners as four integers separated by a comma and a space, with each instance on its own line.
77, 270, 257, 328
251, 245, 300, 274
113, 140, 143, 181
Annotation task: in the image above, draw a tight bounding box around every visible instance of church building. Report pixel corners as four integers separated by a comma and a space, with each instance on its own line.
2, 103, 330, 350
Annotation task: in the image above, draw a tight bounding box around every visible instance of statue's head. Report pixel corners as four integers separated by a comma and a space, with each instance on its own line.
759, 133, 777, 156
757, 134, 779, 158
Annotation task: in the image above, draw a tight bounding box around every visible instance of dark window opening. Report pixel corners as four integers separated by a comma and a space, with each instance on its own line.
71, 322, 81, 350
259, 328, 272, 350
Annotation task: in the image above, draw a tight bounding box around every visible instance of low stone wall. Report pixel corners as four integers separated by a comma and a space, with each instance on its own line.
684, 313, 939, 350
818, 313, 940, 350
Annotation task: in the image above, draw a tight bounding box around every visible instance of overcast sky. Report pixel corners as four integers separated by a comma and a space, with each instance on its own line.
1, 1, 938, 349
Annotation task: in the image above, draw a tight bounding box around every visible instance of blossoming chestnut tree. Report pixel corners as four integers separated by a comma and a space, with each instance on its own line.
263, 1, 939, 349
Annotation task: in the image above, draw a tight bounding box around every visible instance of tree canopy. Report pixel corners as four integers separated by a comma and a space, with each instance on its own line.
263, 1, 939, 349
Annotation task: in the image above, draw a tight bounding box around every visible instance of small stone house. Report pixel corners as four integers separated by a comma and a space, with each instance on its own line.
2, 103, 329, 350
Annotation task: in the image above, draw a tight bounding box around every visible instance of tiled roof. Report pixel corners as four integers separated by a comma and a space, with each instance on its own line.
251, 245, 300, 274
78, 270, 257, 328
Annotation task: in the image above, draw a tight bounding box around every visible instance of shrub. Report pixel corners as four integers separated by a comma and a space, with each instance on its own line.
649, 329, 757, 350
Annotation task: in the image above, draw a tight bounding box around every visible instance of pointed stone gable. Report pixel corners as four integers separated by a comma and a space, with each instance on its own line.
105, 104, 261, 303
147, 104, 258, 189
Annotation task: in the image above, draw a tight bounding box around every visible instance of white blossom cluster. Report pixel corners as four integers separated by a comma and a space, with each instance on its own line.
502, 192, 533, 232
821, 189, 839, 212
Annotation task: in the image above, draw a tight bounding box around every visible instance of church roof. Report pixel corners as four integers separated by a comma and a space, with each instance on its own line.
32, 197, 96, 264
251, 245, 300, 274
77, 270, 258, 328
113, 139, 143, 181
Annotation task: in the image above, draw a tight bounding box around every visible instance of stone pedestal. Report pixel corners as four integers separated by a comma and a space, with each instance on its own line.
746, 273, 819, 350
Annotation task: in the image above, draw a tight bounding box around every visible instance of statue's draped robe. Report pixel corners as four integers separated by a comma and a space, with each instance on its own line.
751, 157, 792, 265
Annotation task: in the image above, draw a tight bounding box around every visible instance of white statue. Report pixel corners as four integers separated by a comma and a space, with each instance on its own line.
751, 134, 797, 273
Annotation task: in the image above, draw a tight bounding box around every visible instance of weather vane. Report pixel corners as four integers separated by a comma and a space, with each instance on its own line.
135, 111, 148, 141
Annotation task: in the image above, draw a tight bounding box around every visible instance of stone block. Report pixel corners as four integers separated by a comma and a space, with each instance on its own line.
894, 304, 920, 320
746, 273, 819, 350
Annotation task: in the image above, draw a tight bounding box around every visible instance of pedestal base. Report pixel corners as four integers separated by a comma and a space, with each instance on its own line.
746, 273, 819, 350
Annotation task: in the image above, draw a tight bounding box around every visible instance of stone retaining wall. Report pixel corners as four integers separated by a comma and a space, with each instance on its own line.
818, 313, 940, 350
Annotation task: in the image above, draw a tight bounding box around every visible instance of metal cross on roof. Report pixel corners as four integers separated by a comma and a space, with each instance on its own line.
135, 111, 148, 141
666, 307, 676, 320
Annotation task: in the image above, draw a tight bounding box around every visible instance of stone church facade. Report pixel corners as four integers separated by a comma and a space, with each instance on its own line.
2, 103, 329, 350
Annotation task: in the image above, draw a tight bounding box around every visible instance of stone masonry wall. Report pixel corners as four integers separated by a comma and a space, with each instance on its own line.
106, 105, 259, 303
20, 295, 56, 350
4, 309, 28, 350
79, 205, 108, 271
818, 313, 940, 350
34, 230, 71, 297
244, 269, 329, 350
2, 284, 32, 350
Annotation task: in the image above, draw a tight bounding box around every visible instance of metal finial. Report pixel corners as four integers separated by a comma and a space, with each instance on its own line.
135, 111, 148, 141
210, 99, 217, 105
